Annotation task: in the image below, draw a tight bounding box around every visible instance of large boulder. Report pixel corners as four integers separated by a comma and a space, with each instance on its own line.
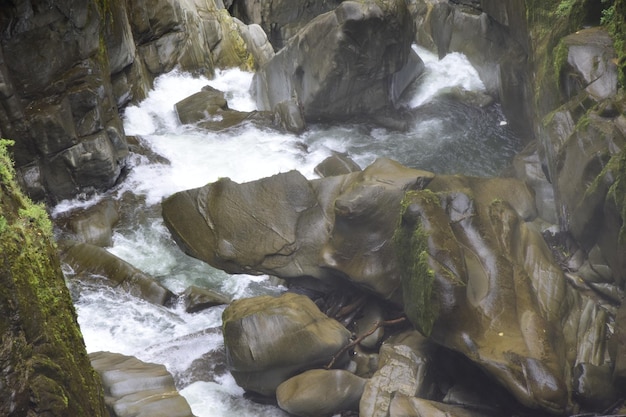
230, 0, 342, 50
162, 169, 332, 279
394, 174, 615, 413
252, 0, 423, 124
222, 292, 352, 396
162, 158, 434, 300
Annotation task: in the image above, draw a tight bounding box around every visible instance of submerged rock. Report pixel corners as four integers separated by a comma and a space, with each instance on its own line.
222, 292, 351, 396
314, 152, 362, 178
174, 85, 275, 131
252, 0, 422, 124
182, 285, 230, 313
58, 198, 120, 247
61, 241, 175, 306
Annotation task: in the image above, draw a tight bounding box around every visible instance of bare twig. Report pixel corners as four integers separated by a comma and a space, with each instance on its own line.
325, 316, 407, 369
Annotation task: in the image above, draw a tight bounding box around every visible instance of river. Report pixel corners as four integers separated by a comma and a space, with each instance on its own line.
54, 45, 521, 417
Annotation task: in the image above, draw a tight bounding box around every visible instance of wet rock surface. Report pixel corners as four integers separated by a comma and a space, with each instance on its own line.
3, 1, 626, 417
222, 292, 352, 396
90, 351, 195, 417
252, 0, 423, 124
0, 0, 272, 202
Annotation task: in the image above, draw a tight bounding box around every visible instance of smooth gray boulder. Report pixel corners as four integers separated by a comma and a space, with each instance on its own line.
162, 158, 434, 301
222, 292, 352, 396
162, 169, 332, 279
276, 369, 366, 417
252, 0, 422, 123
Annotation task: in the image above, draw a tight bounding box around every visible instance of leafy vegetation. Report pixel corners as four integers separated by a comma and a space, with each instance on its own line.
600, 0, 626, 86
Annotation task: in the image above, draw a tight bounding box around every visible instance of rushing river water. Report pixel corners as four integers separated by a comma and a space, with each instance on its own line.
54, 46, 521, 417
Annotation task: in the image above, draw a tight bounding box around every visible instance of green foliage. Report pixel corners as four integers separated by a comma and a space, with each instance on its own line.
18, 204, 53, 237
553, 39, 570, 90
0, 138, 15, 184
606, 150, 626, 244
600, 0, 626, 86
555, 0, 577, 17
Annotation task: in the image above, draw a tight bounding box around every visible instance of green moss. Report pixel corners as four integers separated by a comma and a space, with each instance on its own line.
394, 190, 440, 337
606, 150, 626, 243
525, 0, 588, 124
0, 139, 108, 416
553, 39, 570, 90
555, 0, 578, 18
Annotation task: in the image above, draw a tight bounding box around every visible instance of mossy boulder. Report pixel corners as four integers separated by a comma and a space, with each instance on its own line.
395, 176, 572, 413
0, 139, 108, 417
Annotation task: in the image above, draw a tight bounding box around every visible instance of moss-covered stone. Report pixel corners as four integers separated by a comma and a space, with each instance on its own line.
394, 190, 441, 337
0, 140, 107, 417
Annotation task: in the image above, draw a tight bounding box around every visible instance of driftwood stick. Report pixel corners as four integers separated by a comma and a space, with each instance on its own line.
325, 316, 407, 370
335, 294, 368, 320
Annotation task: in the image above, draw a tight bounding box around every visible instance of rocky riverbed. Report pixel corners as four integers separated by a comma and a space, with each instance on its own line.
1, 1, 626, 417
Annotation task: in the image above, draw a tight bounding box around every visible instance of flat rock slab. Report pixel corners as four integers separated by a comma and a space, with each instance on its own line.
90, 351, 195, 417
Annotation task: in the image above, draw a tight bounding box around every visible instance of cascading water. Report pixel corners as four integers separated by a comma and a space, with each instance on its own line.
55, 46, 521, 417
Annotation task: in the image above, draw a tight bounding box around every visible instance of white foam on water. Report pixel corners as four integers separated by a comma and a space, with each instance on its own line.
181, 375, 290, 417
408, 45, 486, 108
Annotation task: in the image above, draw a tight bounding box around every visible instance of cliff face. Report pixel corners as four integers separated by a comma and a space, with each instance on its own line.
0, 139, 108, 417
0, 0, 271, 203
